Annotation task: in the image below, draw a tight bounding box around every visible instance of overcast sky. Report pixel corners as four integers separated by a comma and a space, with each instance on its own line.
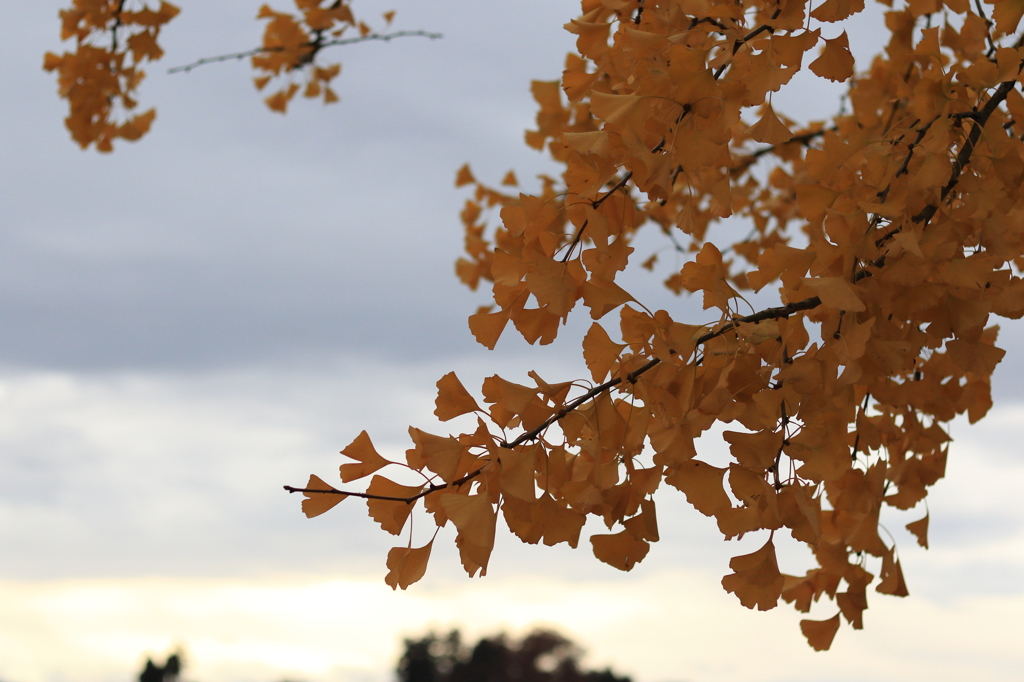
1, 3, 1023, 682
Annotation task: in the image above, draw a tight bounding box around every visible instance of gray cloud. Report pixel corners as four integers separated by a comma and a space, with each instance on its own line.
1, 1, 578, 371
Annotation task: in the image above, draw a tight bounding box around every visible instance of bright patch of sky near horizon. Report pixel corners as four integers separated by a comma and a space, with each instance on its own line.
1, 2, 1023, 682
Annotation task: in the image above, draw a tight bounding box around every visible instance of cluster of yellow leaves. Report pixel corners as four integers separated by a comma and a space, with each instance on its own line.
295, 0, 1024, 651
253, 1, 392, 112
44, 0, 179, 151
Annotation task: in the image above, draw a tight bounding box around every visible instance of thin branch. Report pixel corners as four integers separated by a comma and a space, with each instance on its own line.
973, 0, 998, 58
561, 172, 634, 262
110, 0, 126, 54
687, 16, 728, 33
894, 116, 938, 178
732, 127, 834, 177
168, 30, 443, 74
850, 392, 871, 461
561, 220, 589, 263
284, 464, 489, 502
748, 127, 834, 161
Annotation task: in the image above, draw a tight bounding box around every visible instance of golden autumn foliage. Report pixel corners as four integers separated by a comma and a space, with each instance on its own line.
48, 0, 1024, 654
287, 0, 1024, 651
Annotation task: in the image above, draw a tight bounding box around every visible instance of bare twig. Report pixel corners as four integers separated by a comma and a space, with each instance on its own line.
168, 30, 443, 74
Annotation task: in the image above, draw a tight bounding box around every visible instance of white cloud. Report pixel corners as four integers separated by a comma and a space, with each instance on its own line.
0, 365, 1022, 682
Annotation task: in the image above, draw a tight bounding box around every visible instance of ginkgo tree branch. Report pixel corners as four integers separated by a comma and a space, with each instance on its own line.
973, 0, 998, 58
264, 0, 1024, 648
746, 126, 834, 161
872, 70, 1021, 257
283, 294, 826, 503
167, 30, 443, 74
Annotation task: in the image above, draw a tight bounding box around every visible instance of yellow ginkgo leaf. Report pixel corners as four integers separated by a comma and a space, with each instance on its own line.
406, 427, 465, 483
384, 541, 432, 590
455, 163, 475, 187
747, 104, 793, 146
591, 529, 650, 571
299, 474, 347, 518
810, 0, 865, 22
805, 277, 866, 312
906, 513, 929, 549
800, 613, 842, 651
581, 322, 625, 382
665, 460, 731, 517
721, 539, 785, 611
990, 0, 1024, 36
809, 31, 855, 82
365, 476, 422, 535
434, 371, 481, 421
339, 430, 390, 482
442, 493, 497, 577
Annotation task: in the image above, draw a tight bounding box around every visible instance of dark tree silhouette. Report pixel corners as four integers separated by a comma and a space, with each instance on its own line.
138, 653, 181, 682
397, 630, 631, 682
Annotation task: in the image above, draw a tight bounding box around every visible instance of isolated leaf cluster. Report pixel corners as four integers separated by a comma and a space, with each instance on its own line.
251, 0, 369, 112
45, 1, 404, 143
44, 0, 179, 150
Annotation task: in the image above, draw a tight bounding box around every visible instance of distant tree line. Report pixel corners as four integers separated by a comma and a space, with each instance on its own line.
136, 630, 630, 682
